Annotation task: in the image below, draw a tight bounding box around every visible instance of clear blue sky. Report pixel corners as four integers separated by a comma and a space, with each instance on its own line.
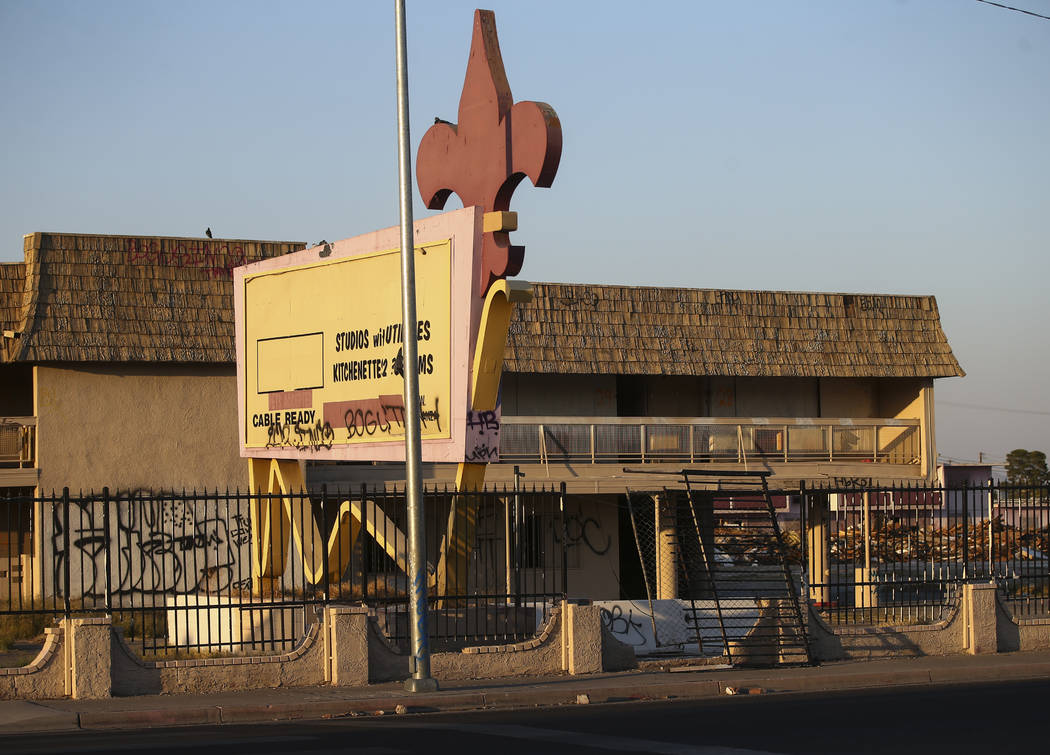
1, 0, 1047, 467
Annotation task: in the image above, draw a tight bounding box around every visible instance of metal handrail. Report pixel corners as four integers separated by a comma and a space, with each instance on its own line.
502, 415, 919, 427
0, 416, 36, 468
499, 416, 920, 466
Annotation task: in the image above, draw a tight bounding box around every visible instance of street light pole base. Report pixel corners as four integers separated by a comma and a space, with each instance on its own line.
404, 676, 440, 693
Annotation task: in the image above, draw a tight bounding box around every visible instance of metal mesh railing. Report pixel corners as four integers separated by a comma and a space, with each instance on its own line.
499, 417, 920, 466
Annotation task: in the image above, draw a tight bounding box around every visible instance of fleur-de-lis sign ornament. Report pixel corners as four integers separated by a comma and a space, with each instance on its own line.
416, 9, 562, 296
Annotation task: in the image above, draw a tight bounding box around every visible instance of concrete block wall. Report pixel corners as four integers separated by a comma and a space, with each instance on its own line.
366, 604, 571, 683
0, 627, 65, 700
809, 582, 1050, 661
1, 599, 627, 700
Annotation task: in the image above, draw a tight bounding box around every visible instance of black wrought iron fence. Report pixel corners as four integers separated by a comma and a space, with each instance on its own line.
0, 484, 567, 660
802, 481, 1050, 625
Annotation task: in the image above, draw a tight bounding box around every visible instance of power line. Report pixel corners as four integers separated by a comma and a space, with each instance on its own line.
938, 454, 1006, 466
939, 399, 1050, 417
975, 0, 1050, 21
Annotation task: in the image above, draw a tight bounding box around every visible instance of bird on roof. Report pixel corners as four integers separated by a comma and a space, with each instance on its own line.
434, 117, 453, 126
205, 227, 213, 238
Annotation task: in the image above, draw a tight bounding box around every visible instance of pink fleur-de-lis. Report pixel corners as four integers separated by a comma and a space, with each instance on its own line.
416, 9, 562, 296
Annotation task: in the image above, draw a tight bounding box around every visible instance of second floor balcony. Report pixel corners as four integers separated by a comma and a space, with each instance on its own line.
307, 415, 926, 492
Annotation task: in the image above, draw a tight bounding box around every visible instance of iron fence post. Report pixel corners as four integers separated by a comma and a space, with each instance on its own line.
321, 484, 330, 604
513, 466, 522, 608
62, 487, 70, 616
559, 481, 568, 598
962, 480, 970, 580
986, 480, 994, 579
360, 483, 369, 603
799, 481, 808, 602
102, 487, 112, 614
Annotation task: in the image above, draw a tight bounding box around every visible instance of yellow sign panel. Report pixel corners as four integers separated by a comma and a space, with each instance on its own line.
257, 333, 324, 393
242, 240, 452, 451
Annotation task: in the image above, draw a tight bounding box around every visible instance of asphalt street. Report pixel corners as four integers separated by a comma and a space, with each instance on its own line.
6, 678, 1046, 754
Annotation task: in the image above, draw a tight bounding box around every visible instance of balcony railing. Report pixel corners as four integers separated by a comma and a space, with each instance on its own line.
0, 417, 35, 468
499, 416, 921, 466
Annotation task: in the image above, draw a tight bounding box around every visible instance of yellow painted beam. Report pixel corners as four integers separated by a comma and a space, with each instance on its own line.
248, 459, 441, 595
435, 282, 532, 599
247, 458, 359, 589
482, 210, 518, 233
471, 279, 532, 412
349, 497, 434, 582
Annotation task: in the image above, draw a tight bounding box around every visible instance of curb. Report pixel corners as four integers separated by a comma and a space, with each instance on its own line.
0, 711, 80, 735
79, 707, 222, 730
9, 660, 1050, 732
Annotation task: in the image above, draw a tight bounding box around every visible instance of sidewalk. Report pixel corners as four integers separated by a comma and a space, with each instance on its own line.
5, 650, 1050, 734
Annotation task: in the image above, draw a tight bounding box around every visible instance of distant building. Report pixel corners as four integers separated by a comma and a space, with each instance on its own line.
937, 463, 994, 488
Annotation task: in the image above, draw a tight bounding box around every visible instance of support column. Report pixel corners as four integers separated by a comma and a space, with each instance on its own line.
435, 462, 486, 601
654, 495, 678, 600
806, 494, 830, 606
854, 491, 878, 609
65, 617, 112, 700
326, 606, 370, 686
964, 582, 999, 655
562, 602, 602, 675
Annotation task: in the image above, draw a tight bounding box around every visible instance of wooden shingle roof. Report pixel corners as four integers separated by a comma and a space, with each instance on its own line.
505, 283, 964, 378
0, 232, 304, 363
0, 262, 25, 334
1, 238, 963, 379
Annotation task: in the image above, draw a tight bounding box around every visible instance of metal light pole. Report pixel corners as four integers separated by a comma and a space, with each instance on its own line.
395, 0, 437, 693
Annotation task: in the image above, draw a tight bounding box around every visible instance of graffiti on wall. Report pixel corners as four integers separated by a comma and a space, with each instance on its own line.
51, 496, 251, 599
464, 408, 500, 463
554, 512, 611, 556
123, 238, 249, 279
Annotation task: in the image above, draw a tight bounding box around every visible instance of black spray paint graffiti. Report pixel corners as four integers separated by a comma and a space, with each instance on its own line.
51, 498, 251, 599
419, 397, 442, 433
343, 396, 441, 439
229, 513, 251, 546
599, 604, 649, 647
833, 477, 874, 488
553, 513, 611, 556
266, 419, 335, 452
465, 445, 499, 462
464, 409, 500, 462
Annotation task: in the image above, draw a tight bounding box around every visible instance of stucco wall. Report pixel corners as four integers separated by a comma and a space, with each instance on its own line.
819, 378, 876, 418
111, 621, 326, 696
876, 377, 925, 421
564, 496, 620, 600
34, 364, 244, 493
736, 377, 818, 417
0, 627, 65, 700
875, 377, 933, 476
644, 376, 707, 417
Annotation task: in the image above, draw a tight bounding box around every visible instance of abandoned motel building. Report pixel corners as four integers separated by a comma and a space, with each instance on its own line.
0, 230, 964, 611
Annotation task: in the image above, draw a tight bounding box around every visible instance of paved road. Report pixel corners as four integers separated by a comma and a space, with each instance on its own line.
7, 678, 1047, 754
